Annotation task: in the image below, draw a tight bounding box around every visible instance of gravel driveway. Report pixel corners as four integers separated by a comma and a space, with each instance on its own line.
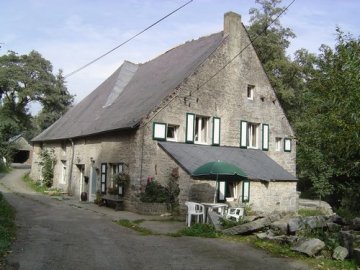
0, 169, 310, 270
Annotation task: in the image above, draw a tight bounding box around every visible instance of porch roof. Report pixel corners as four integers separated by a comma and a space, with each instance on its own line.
158, 142, 297, 182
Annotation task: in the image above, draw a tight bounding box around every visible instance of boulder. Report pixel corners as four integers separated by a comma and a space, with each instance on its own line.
332, 246, 349, 261
304, 216, 327, 229
222, 217, 271, 235
288, 217, 305, 234
298, 199, 333, 215
270, 219, 289, 235
327, 214, 348, 226
326, 222, 341, 232
339, 230, 360, 256
291, 238, 325, 257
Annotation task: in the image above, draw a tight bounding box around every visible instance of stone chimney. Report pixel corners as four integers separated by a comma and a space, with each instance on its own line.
224, 12, 242, 55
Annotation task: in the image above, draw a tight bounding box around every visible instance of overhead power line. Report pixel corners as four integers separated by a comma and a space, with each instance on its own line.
65, 0, 193, 78
141, 0, 296, 127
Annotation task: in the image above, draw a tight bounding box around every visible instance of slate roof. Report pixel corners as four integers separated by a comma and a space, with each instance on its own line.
158, 142, 297, 181
33, 32, 225, 142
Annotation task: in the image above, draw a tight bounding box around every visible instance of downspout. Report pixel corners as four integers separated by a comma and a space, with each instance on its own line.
67, 139, 75, 195
139, 125, 145, 188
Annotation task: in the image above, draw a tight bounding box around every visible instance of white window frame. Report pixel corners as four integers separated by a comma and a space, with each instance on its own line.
247, 123, 260, 149
247, 85, 254, 100
262, 124, 269, 151
195, 115, 209, 145
153, 122, 166, 141
212, 117, 221, 146
166, 124, 178, 142
275, 137, 282, 151
284, 138, 292, 152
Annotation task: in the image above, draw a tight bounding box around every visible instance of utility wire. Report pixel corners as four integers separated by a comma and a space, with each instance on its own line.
65, 0, 193, 78
141, 0, 295, 127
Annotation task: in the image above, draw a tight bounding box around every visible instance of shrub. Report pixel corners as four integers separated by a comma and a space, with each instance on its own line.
38, 149, 56, 188
140, 181, 168, 203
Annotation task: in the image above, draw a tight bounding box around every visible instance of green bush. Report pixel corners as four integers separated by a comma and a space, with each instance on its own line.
0, 192, 16, 259
140, 181, 169, 203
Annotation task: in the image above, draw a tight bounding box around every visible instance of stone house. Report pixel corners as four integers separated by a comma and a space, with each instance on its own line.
31, 12, 298, 214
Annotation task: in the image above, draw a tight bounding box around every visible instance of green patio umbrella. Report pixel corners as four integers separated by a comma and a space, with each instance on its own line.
192, 160, 247, 203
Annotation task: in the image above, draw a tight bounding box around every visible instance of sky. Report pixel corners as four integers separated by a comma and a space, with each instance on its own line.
1, 0, 359, 114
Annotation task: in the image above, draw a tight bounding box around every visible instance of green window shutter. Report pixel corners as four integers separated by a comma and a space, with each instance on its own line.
284, 138, 292, 152
262, 124, 269, 151
212, 117, 221, 146
100, 163, 107, 194
186, 113, 195, 143
240, 120, 248, 148
242, 180, 250, 203
153, 122, 166, 141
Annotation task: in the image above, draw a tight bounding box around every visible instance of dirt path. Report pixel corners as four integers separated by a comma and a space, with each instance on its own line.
0, 169, 311, 270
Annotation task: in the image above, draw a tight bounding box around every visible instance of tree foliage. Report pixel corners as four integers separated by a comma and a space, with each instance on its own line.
248, 1, 359, 214
296, 29, 360, 211
0, 50, 73, 161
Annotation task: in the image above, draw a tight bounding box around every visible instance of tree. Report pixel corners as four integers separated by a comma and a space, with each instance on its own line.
296, 29, 360, 213
0, 50, 73, 161
247, 0, 305, 119
35, 70, 74, 131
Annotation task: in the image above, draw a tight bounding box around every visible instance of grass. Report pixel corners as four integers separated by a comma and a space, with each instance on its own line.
298, 208, 325, 217
0, 192, 16, 263
22, 173, 62, 196
116, 219, 154, 235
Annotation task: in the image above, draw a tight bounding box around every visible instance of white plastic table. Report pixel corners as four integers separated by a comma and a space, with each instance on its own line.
201, 202, 228, 222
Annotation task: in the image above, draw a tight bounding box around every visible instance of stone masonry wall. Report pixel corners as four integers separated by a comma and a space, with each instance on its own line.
133, 13, 297, 213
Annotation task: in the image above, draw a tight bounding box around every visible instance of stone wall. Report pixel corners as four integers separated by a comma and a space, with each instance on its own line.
133, 13, 297, 213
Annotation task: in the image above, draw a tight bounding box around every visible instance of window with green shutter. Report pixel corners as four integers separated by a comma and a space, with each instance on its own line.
212, 117, 221, 146
262, 124, 269, 151
153, 122, 167, 141
240, 120, 248, 148
242, 180, 250, 202
284, 138, 292, 152
185, 113, 195, 143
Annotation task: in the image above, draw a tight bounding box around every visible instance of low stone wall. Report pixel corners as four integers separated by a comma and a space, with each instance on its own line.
133, 201, 170, 216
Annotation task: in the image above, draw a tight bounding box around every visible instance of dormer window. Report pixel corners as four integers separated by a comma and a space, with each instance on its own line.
195, 116, 209, 144
167, 125, 178, 142
247, 85, 255, 100
247, 123, 259, 148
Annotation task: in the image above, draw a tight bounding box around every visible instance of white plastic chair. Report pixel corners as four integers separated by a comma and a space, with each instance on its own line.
226, 207, 244, 222
185, 202, 205, 227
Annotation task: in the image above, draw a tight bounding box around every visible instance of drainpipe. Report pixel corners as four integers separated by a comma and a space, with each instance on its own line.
67, 139, 75, 195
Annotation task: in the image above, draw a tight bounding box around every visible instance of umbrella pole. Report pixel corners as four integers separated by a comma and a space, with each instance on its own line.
213, 174, 218, 203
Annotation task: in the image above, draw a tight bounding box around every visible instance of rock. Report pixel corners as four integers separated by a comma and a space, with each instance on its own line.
291, 238, 325, 257
243, 215, 260, 223
288, 217, 304, 234
298, 199, 334, 215
332, 246, 348, 261
353, 248, 360, 265
327, 214, 348, 226
270, 219, 289, 235
326, 222, 341, 232
222, 217, 271, 235
304, 216, 327, 229
351, 217, 360, 231
339, 230, 360, 256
